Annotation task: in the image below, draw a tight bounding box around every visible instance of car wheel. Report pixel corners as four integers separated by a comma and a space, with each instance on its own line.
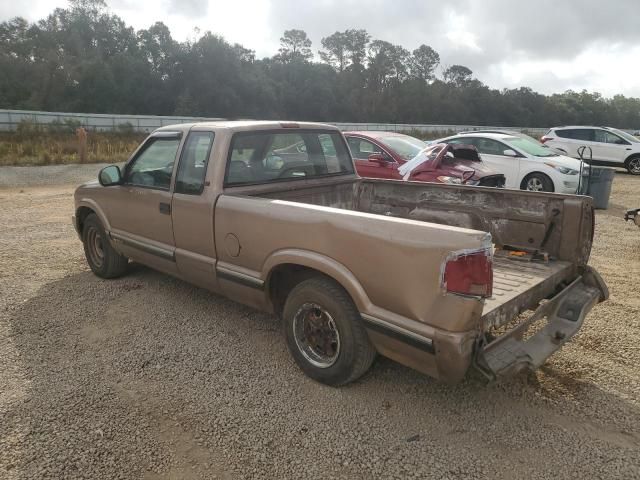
522, 173, 554, 192
625, 156, 640, 175
282, 276, 376, 386
82, 213, 129, 279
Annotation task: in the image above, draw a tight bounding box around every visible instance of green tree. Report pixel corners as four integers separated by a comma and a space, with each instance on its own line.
409, 45, 440, 82
443, 65, 474, 87
276, 29, 312, 63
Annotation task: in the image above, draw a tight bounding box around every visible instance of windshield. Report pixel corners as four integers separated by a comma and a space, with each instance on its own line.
505, 137, 558, 157
611, 128, 639, 143
379, 135, 429, 160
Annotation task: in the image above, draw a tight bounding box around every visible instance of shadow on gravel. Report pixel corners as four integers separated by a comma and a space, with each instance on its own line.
4, 266, 640, 478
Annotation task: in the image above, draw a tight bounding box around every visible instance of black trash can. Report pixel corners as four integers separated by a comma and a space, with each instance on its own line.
584, 166, 616, 209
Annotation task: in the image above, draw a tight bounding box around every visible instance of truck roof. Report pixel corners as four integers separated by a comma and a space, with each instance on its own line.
155, 120, 339, 133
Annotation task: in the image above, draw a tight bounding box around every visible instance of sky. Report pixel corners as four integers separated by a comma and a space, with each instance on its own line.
2, 0, 640, 97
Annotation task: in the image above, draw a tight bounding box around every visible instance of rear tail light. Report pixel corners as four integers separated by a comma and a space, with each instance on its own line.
442, 248, 493, 298
540, 136, 553, 144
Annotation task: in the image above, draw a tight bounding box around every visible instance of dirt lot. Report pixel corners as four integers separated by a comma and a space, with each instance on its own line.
1, 166, 639, 479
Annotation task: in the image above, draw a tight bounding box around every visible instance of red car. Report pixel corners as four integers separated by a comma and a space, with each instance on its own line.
344, 131, 505, 186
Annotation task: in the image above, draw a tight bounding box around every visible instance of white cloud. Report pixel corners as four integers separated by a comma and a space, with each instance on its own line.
485, 43, 640, 97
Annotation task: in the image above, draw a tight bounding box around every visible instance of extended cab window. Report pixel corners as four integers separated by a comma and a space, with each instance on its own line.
175, 132, 214, 194
225, 131, 354, 186
126, 137, 181, 190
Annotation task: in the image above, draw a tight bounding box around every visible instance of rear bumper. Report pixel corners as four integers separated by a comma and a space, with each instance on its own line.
474, 266, 608, 379
625, 208, 640, 227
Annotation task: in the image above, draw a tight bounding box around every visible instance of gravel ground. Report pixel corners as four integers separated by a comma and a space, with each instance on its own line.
0, 164, 110, 188
0, 165, 639, 479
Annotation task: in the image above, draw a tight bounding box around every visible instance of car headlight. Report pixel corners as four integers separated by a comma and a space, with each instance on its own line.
436, 176, 463, 184
544, 163, 579, 175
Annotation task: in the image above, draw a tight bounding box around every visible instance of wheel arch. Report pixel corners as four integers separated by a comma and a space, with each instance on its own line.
75, 199, 111, 233
624, 153, 640, 173
520, 171, 555, 191
263, 249, 372, 317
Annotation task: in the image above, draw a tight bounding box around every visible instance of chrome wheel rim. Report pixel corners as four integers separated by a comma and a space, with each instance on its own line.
293, 303, 341, 368
86, 226, 105, 269
629, 158, 640, 174
526, 177, 544, 191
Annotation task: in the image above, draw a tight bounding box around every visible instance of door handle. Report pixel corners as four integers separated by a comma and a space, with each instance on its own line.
159, 202, 171, 215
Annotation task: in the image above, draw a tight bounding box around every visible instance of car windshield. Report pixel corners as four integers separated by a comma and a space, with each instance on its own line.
610, 128, 639, 143
379, 135, 429, 160
505, 137, 558, 157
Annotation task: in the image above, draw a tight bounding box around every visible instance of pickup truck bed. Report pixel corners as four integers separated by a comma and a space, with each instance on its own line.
230, 175, 604, 380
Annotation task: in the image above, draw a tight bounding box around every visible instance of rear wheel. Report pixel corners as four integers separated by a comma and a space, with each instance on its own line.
82, 214, 128, 278
625, 155, 640, 175
282, 276, 376, 386
522, 173, 554, 192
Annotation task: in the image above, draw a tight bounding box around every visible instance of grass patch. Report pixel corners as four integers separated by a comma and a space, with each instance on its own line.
0, 122, 145, 166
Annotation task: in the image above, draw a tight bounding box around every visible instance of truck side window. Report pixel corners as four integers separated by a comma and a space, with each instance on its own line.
175, 132, 214, 195
125, 137, 181, 190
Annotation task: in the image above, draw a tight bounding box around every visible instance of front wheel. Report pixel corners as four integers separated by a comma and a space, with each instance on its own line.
282, 276, 376, 386
82, 213, 128, 278
522, 173, 554, 192
625, 156, 640, 175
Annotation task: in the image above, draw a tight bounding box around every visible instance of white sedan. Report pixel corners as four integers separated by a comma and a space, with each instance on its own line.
436, 133, 585, 193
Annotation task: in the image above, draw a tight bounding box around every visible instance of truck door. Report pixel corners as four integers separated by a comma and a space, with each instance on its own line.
106, 132, 181, 274
170, 130, 219, 290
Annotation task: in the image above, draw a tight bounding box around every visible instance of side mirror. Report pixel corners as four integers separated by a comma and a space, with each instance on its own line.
368, 153, 390, 164
503, 149, 518, 157
99, 165, 122, 186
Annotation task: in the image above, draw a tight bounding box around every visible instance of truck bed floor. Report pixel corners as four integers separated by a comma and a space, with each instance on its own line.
482, 253, 574, 327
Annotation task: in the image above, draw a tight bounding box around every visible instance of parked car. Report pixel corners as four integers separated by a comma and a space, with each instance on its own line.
461, 129, 565, 154
73, 121, 607, 386
344, 131, 505, 187
625, 208, 640, 228
541, 126, 640, 175
437, 132, 585, 193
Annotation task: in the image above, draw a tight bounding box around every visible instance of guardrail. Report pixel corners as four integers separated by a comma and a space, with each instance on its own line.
0, 109, 223, 133
0, 108, 549, 136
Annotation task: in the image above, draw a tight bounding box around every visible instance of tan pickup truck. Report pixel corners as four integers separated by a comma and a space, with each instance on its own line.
73, 121, 608, 386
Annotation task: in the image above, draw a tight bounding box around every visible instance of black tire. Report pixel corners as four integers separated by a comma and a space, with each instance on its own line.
282, 276, 376, 386
625, 155, 640, 175
521, 172, 554, 192
82, 213, 128, 279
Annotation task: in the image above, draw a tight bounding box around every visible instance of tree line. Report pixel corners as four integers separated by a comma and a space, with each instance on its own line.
1, 0, 639, 129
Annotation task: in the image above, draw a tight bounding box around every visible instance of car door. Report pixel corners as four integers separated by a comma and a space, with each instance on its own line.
346, 136, 397, 179
561, 128, 596, 159
591, 129, 630, 164
461, 137, 521, 189
447, 137, 521, 189
106, 132, 182, 274
171, 130, 219, 290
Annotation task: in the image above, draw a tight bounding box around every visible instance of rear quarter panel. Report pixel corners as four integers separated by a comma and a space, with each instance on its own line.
214, 195, 489, 333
